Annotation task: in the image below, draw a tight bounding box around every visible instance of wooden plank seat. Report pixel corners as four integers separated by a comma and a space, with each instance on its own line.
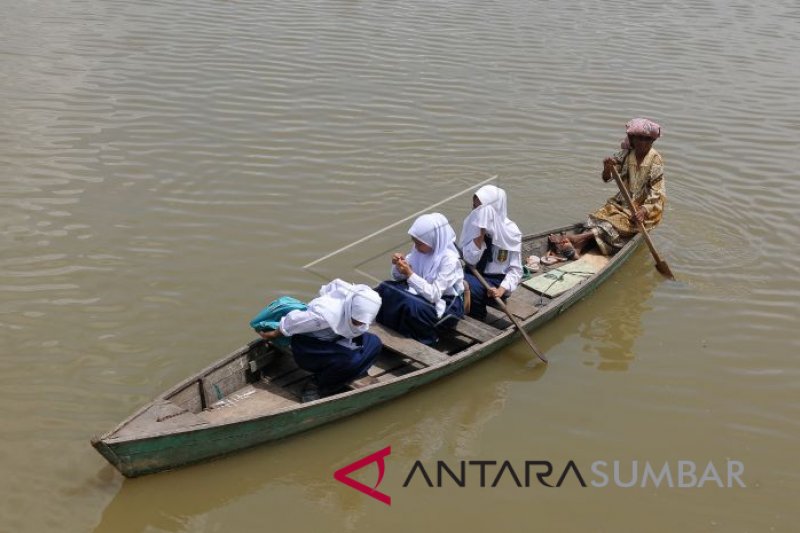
480, 297, 539, 329
483, 307, 513, 329
503, 298, 538, 320
349, 375, 381, 389
369, 323, 449, 367
366, 351, 413, 377
452, 316, 500, 343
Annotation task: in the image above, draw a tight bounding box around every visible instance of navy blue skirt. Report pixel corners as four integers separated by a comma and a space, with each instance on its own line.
464, 271, 507, 320
291, 332, 383, 394
375, 280, 464, 345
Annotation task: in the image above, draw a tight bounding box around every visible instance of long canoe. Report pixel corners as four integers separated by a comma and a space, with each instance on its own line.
92, 223, 642, 477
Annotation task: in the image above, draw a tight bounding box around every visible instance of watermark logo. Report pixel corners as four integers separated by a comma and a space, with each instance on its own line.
333, 446, 392, 506
334, 448, 746, 505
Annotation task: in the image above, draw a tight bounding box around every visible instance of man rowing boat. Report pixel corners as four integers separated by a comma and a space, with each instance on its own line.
553, 118, 666, 258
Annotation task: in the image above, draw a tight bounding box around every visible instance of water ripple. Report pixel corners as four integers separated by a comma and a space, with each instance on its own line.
2, 0, 799, 530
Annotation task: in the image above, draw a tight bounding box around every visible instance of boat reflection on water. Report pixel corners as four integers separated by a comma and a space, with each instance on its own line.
575, 248, 660, 372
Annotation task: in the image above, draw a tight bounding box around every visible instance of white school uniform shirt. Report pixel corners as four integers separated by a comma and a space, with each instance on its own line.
279, 308, 352, 346
461, 239, 523, 292
392, 213, 464, 318
460, 185, 523, 293
279, 279, 382, 349
392, 251, 463, 318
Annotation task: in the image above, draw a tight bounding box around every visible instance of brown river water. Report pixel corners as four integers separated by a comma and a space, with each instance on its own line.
1, 0, 798, 531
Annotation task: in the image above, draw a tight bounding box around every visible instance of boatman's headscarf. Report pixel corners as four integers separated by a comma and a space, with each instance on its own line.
621, 117, 662, 149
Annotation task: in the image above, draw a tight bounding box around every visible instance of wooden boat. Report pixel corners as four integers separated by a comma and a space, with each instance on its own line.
92, 223, 642, 477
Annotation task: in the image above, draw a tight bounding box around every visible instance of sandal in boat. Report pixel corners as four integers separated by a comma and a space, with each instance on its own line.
540, 252, 562, 266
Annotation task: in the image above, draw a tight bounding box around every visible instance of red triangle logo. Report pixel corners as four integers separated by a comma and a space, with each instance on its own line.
333, 446, 392, 506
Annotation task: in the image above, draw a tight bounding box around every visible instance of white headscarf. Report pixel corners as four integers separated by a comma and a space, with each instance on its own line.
308, 279, 382, 339
407, 213, 460, 282
460, 185, 522, 252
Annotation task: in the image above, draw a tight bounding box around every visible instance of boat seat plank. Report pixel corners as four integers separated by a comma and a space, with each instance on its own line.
434, 333, 473, 355
477, 295, 538, 325
349, 375, 380, 389
368, 352, 411, 377
369, 323, 448, 367
452, 316, 500, 343
483, 307, 513, 329
503, 297, 539, 320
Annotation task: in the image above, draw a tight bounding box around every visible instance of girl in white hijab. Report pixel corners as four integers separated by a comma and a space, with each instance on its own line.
257, 279, 382, 401
460, 185, 523, 320
375, 213, 464, 345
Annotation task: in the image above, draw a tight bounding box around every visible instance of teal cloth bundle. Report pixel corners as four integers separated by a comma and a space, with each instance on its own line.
250, 296, 307, 347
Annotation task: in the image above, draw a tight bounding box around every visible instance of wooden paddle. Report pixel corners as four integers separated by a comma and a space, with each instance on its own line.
466, 264, 548, 363
609, 166, 676, 280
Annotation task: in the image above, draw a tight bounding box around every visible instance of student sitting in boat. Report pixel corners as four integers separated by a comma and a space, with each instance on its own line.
375, 213, 464, 345
257, 279, 382, 402
554, 118, 666, 258
460, 185, 523, 320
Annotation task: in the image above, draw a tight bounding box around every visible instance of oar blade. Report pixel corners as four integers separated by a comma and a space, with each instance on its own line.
655, 259, 676, 280
508, 306, 547, 363
525, 334, 548, 363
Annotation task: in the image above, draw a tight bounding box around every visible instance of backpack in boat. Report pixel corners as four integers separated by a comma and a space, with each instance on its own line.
249, 296, 308, 347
